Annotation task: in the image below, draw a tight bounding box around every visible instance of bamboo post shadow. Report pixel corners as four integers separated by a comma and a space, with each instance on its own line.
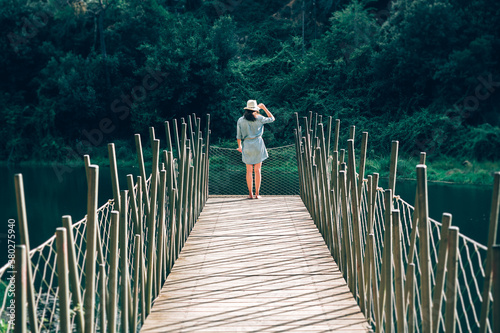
15, 245, 27, 333
14, 174, 39, 333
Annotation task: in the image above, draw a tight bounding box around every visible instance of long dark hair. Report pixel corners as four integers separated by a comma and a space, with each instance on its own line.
243, 109, 257, 121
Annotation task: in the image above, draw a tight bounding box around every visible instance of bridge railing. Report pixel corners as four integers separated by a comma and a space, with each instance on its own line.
0, 114, 211, 333
294, 112, 500, 333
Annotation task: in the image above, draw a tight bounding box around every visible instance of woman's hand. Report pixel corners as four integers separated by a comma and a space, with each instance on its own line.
237, 147, 242, 153
258, 103, 266, 110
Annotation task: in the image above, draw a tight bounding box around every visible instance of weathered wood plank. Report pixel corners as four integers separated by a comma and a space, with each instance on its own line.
141, 196, 369, 332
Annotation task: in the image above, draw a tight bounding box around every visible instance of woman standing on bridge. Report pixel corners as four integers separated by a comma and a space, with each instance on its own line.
236, 100, 275, 199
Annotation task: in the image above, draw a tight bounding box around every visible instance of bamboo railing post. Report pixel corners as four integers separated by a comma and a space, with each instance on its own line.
108, 143, 121, 212
204, 114, 211, 202
432, 213, 452, 332
331, 150, 340, 263
357, 132, 368, 202
349, 125, 355, 141
157, 169, 167, 291
339, 149, 345, 165
182, 146, 192, 243
119, 190, 130, 333
61, 216, 84, 333
136, 176, 146, 325
493, 246, 500, 332
135, 134, 151, 217
99, 263, 106, 333
347, 139, 366, 313
107, 211, 119, 333
15, 245, 27, 333
326, 116, 333, 157
176, 124, 187, 249
389, 141, 399, 194
417, 164, 432, 333
364, 175, 373, 322
368, 233, 379, 330
393, 210, 406, 333
408, 263, 416, 333
84, 165, 99, 333
479, 172, 500, 332
149, 127, 156, 152
173, 119, 181, 160
333, 119, 340, 153
384, 206, 394, 333
379, 189, 393, 328
319, 124, 333, 252
339, 170, 354, 289
167, 151, 177, 269
315, 147, 328, 242
127, 175, 140, 236
14, 174, 39, 333
445, 227, 459, 333
294, 129, 304, 200
132, 234, 141, 333
165, 121, 174, 153
146, 139, 160, 315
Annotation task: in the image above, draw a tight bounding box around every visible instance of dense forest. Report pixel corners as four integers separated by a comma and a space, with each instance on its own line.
1, 0, 499, 164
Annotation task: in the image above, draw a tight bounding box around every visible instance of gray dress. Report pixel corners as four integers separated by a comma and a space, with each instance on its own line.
236, 115, 275, 165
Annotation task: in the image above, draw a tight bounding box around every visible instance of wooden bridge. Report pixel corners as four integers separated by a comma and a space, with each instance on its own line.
2, 113, 500, 333
140, 196, 369, 332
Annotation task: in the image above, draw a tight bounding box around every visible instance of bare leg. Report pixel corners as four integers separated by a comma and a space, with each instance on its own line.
254, 162, 262, 198
246, 164, 254, 198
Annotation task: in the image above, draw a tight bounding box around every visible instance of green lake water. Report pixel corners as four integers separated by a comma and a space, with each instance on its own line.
0, 164, 495, 266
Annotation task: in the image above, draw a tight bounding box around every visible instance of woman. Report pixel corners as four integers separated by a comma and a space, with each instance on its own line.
236, 100, 275, 199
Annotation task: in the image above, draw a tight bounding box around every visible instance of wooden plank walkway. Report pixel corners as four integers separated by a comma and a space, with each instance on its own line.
141, 196, 370, 332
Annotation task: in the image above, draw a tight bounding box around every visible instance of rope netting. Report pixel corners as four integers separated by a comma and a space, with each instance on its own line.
0, 177, 153, 332
363, 186, 490, 332
209, 145, 300, 195
294, 114, 497, 332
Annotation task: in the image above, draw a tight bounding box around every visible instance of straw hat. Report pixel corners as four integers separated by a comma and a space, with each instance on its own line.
244, 100, 260, 111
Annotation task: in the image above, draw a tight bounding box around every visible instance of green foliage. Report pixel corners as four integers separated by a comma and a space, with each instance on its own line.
0, 0, 499, 167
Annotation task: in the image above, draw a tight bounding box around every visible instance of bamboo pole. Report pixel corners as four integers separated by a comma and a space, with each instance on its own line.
357, 132, 368, 202
108, 143, 121, 212
136, 176, 146, 325
331, 150, 340, 263
368, 234, 379, 330
333, 119, 340, 153
99, 263, 106, 333
157, 169, 167, 291
389, 141, 399, 194
417, 164, 432, 333
379, 189, 393, 328
393, 210, 405, 333
326, 116, 333, 157
13, 174, 38, 333
146, 139, 160, 315
204, 114, 211, 202
165, 121, 173, 153
15, 245, 27, 333
445, 227, 459, 333
84, 165, 98, 333
119, 191, 130, 333
349, 125, 355, 141
347, 139, 366, 312
62, 216, 84, 333
132, 234, 141, 333
135, 134, 150, 217
432, 213, 452, 332
479, 172, 500, 332
407, 263, 415, 333
319, 124, 333, 252
107, 211, 119, 333
173, 119, 181, 160
493, 246, 500, 333
339, 170, 354, 289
